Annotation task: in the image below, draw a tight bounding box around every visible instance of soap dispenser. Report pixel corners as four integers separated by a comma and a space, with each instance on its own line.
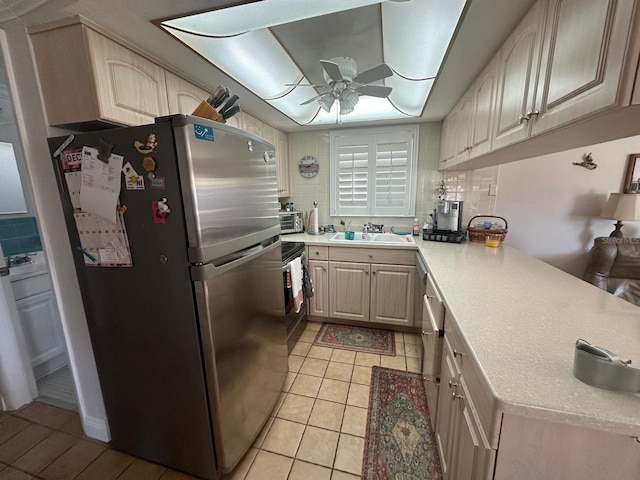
412, 219, 420, 236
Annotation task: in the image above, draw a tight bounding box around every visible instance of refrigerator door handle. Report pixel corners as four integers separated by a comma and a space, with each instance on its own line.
191, 237, 280, 281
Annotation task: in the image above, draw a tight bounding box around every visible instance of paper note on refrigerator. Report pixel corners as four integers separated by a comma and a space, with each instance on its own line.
73, 209, 133, 267
80, 146, 123, 224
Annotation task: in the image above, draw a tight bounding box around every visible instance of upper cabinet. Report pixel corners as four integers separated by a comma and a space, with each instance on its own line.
440, 0, 640, 170
531, 0, 634, 135
165, 71, 209, 116
30, 18, 169, 128
492, 0, 546, 150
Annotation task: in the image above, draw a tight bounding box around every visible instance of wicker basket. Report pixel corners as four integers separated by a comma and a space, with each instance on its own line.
467, 215, 508, 243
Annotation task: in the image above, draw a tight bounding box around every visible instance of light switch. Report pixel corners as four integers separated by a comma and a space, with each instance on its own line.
489, 184, 498, 196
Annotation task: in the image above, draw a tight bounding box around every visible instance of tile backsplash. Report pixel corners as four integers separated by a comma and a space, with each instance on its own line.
0, 216, 43, 257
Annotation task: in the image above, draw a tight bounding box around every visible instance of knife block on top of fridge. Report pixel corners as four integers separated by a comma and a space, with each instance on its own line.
191, 101, 226, 123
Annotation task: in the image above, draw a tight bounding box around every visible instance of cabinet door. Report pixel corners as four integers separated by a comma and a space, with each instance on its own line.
241, 114, 266, 139
450, 378, 494, 480
16, 290, 66, 379
308, 260, 329, 317
86, 29, 169, 126
435, 339, 458, 478
370, 264, 415, 326
276, 131, 290, 197
329, 261, 370, 322
440, 109, 459, 169
454, 90, 475, 163
493, 0, 546, 149
531, 0, 634, 135
471, 56, 498, 157
165, 71, 209, 115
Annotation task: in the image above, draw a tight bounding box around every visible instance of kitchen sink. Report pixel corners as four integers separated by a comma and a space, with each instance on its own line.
329, 232, 415, 245
329, 232, 373, 242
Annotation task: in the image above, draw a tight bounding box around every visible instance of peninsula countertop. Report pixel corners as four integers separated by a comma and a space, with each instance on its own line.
282, 232, 640, 437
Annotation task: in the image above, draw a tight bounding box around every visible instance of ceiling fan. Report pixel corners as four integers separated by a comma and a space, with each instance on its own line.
293, 57, 393, 115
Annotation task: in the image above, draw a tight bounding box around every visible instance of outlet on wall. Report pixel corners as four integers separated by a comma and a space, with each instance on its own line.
489, 184, 498, 196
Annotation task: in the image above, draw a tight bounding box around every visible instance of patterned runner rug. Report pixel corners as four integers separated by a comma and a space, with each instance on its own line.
313, 324, 396, 356
362, 367, 442, 480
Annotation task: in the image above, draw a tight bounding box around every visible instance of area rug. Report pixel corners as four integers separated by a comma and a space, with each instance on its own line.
313, 324, 396, 356
362, 367, 442, 480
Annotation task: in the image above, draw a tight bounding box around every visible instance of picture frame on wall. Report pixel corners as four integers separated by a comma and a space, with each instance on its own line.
623, 153, 640, 193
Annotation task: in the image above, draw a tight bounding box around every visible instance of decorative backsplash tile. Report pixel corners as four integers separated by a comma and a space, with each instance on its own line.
0, 217, 42, 257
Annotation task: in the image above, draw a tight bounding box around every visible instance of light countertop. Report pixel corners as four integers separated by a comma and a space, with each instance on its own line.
284, 233, 640, 437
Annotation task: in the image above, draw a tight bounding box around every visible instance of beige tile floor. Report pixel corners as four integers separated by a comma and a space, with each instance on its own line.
0, 322, 421, 480
222, 321, 422, 480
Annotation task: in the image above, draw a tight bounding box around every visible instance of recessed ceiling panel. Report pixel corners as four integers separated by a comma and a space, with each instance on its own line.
160, 0, 467, 126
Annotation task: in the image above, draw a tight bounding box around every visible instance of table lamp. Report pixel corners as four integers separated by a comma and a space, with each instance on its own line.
600, 193, 640, 237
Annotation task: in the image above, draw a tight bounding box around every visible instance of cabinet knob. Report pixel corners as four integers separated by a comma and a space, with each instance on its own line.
321, 267, 326, 271
365, 271, 370, 276
518, 113, 529, 124
453, 349, 465, 358
372, 271, 376, 275
422, 330, 432, 336
426, 294, 435, 299
527, 109, 540, 118
368, 254, 373, 258
452, 392, 464, 401
448, 379, 458, 389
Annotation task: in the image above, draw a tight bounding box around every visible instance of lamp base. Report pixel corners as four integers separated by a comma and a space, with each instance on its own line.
609, 220, 624, 238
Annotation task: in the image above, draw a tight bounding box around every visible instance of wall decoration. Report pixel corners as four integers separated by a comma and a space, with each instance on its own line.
573, 152, 597, 170
299, 155, 319, 178
623, 153, 640, 193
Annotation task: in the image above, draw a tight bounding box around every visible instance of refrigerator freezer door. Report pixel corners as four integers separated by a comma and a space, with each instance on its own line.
192, 238, 286, 473
165, 115, 280, 262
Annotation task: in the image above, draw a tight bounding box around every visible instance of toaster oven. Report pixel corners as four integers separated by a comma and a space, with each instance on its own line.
279, 211, 304, 234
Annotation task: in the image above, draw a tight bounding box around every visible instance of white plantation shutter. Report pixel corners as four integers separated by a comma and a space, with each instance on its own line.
330, 126, 418, 217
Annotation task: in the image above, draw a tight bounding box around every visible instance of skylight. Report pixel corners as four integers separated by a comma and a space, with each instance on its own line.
160, 0, 466, 126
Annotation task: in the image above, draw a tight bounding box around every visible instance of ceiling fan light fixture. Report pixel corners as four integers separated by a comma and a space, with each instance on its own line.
318, 93, 336, 113
339, 88, 359, 115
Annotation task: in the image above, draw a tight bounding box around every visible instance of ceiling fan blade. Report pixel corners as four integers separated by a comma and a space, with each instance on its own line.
354, 64, 393, 84
357, 85, 392, 98
300, 94, 323, 105
320, 60, 343, 82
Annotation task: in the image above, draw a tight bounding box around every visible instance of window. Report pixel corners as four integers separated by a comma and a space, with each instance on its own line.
330, 125, 419, 217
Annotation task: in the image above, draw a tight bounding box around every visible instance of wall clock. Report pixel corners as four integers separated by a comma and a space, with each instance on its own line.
298, 155, 319, 178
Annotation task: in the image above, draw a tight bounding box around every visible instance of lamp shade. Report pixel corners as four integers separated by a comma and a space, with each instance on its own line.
600, 193, 640, 221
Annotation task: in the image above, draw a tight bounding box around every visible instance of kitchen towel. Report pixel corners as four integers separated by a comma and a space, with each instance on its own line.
289, 257, 304, 313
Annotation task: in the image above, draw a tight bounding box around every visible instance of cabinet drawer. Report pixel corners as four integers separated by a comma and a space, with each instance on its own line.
426, 273, 444, 329
445, 312, 497, 447
329, 247, 415, 265
11, 273, 53, 300
307, 245, 328, 261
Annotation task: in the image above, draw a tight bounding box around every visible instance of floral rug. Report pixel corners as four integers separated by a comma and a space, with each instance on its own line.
313, 324, 396, 356
362, 367, 442, 480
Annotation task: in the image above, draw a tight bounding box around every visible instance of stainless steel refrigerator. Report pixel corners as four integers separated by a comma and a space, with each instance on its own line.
48, 115, 287, 479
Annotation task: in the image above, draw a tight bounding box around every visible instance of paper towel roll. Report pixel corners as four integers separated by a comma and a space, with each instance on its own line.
312, 207, 319, 234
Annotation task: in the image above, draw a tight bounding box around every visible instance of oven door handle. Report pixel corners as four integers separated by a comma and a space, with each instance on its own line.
282, 252, 305, 272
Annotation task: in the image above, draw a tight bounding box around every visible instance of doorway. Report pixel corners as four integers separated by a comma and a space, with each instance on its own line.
0, 32, 78, 413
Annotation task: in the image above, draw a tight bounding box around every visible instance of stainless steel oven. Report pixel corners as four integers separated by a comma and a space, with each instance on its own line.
281, 241, 307, 352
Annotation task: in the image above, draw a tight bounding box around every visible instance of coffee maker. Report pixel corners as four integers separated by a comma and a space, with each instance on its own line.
424, 200, 465, 243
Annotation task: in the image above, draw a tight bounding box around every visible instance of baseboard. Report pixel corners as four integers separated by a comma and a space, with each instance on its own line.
81, 413, 111, 442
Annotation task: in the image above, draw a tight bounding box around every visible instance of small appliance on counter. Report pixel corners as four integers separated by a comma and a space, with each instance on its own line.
423, 200, 466, 243
279, 210, 304, 234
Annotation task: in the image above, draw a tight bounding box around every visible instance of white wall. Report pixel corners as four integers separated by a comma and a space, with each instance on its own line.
495, 135, 640, 277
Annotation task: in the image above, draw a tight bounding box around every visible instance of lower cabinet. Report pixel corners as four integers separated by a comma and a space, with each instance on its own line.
435, 335, 495, 480
329, 261, 416, 326
306, 246, 417, 327
12, 273, 67, 380
308, 259, 329, 317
